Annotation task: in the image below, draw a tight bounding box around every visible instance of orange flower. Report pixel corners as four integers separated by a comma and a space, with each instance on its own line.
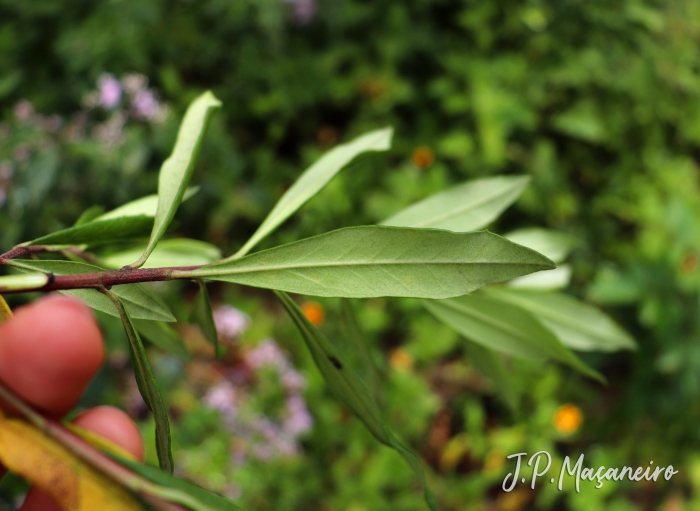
681, 253, 697, 274
389, 348, 414, 372
412, 146, 434, 169
553, 404, 583, 434
302, 301, 325, 326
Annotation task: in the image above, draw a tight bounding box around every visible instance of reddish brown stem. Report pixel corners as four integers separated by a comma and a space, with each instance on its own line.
0, 246, 52, 263
0, 264, 201, 294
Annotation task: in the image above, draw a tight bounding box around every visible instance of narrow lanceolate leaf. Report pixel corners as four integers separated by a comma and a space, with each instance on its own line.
422, 295, 603, 381
179, 226, 555, 299
102, 290, 174, 473
227, 127, 393, 260
101, 239, 222, 269
24, 216, 153, 247
133, 320, 192, 362
483, 288, 637, 352
340, 299, 381, 395
74, 205, 106, 227
93, 188, 200, 222
275, 291, 437, 511
190, 280, 222, 358
507, 265, 572, 290
503, 228, 577, 264
23, 189, 200, 247
109, 453, 246, 511
0, 273, 49, 293
381, 176, 529, 232
7, 260, 175, 322
132, 92, 221, 268
462, 342, 520, 412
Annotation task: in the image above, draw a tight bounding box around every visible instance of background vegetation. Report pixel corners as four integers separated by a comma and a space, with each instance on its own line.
2, 0, 700, 509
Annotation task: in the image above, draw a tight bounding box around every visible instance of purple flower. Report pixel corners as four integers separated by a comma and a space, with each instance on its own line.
283, 394, 313, 435
285, 0, 316, 24
131, 90, 161, 121
203, 381, 238, 415
97, 74, 122, 109
121, 73, 147, 94
281, 368, 306, 391
213, 305, 250, 340
14, 100, 33, 122
245, 339, 288, 370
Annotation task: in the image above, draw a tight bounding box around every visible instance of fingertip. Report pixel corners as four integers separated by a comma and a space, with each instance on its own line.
73, 406, 144, 461
0, 294, 104, 416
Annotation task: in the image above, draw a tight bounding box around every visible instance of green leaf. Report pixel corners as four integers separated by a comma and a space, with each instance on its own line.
109, 453, 246, 511
275, 291, 437, 511
422, 294, 603, 381
483, 288, 637, 352
190, 280, 223, 358
503, 228, 577, 264
381, 176, 529, 232
133, 319, 192, 362
73, 205, 106, 227
101, 289, 173, 473
132, 92, 221, 268
7, 260, 175, 322
0, 273, 49, 293
179, 226, 555, 299
24, 215, 153, 247
100, 239, 222, 269
93, 187, 199, 222
506, 264, 572, 290
227, 127, 393, 260
339, 299, 382, 395
463, 342, 521, 412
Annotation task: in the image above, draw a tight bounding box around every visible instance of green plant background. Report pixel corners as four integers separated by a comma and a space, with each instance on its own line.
2, 1, 700, 509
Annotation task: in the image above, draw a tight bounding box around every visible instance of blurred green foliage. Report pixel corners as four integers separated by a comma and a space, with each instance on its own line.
3, 0, 700, 509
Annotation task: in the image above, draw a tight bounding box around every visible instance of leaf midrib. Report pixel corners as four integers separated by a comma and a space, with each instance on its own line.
187, 259, 551, 278
430, 298, 562, 358
490, 291, 618, 342
405, 180, 524, 228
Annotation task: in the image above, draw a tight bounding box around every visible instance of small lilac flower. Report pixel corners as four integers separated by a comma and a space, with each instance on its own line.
245, 339, 288, 370
97, 73, 122, 109
203, 381, 238, 414
213, 305, 250, 340
0, 161, 14, 181
131, 90, 160, 120
122, 73, 147, 94
285, 0, 316, 24
281, 368, 306, 391
283, 395, 313, 435
14, 144, 30, 163
14, 100, 33, 121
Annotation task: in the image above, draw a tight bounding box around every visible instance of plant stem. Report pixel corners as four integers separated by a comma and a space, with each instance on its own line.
0, 261, 201, 294
0, 245, 53, 262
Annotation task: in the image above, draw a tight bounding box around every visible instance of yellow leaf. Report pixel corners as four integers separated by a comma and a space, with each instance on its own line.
0, 413, 145, 511
0, 294, 12, 325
